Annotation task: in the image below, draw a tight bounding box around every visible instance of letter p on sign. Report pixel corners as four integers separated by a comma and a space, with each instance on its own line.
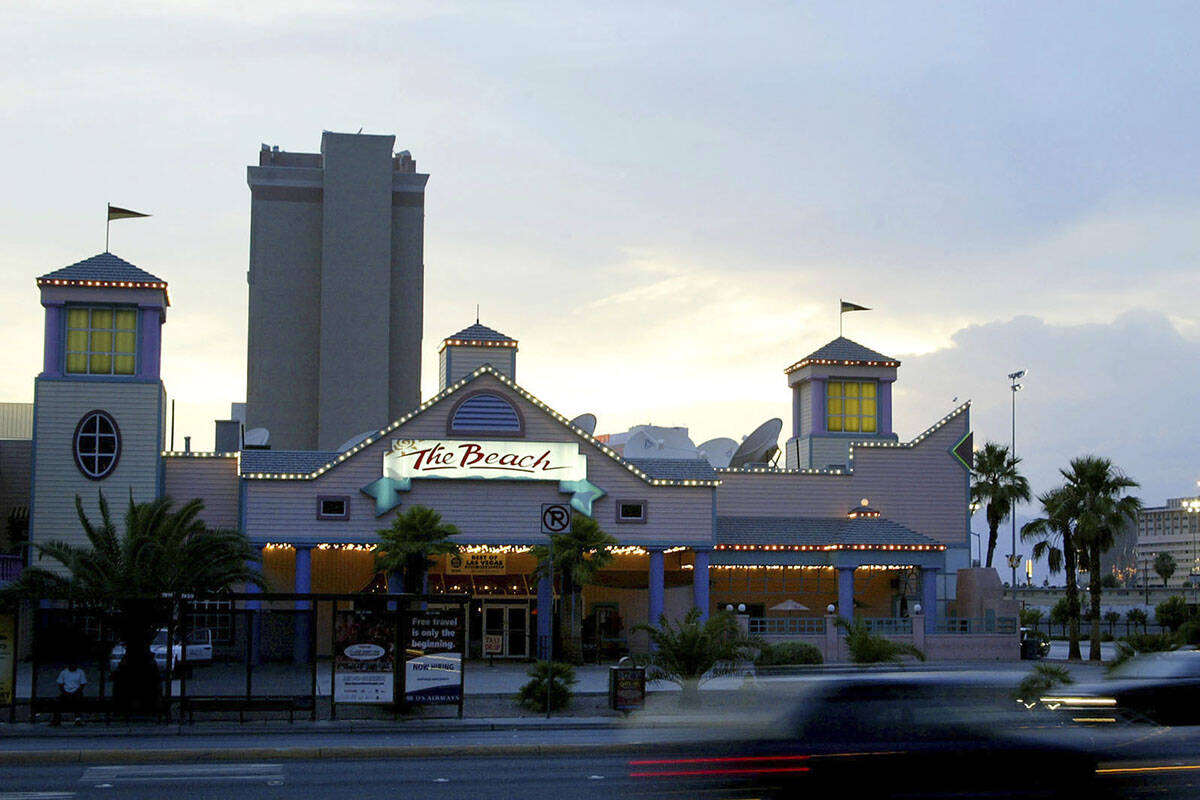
541, 503, 571, 534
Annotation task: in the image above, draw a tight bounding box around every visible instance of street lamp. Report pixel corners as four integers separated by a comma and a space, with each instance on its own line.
1008, 369, 1026, 595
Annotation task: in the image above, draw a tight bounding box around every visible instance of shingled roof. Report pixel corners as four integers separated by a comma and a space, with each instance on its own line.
39, 252, 165, 285
240, 451, 341, 476
444, 322, 515, 343
626, 458, 718, 482
717, 515, 941, 548
784, 336, 899, 374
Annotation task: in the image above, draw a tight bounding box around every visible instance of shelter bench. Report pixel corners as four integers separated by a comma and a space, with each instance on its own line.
183, 695, 314, 723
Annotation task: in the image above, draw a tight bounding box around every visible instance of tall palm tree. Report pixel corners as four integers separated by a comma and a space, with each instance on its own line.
2, 491, 264, 710
1022, 487, 1083, 660
1154, 551, 1177, 587
1061, 456, 1141, 662
970, 442, 1032, 568
531, 515, 616, 665
373, 505, 460, 594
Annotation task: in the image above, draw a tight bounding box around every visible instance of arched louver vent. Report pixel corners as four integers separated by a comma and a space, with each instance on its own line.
450, 392, 522, 432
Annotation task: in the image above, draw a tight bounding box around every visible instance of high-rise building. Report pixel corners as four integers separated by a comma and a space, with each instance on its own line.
245, 132, 428, 451
1136, 498, 1200, 587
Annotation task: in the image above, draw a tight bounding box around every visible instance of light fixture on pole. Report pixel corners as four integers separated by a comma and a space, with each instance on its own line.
1008, 369, 1026, 596
969, 500, 981, 566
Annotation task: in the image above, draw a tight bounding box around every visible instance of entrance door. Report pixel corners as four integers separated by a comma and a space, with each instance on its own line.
482, 604, 529, 658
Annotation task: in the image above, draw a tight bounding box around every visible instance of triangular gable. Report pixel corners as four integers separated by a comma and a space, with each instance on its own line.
239, 365, 720, 488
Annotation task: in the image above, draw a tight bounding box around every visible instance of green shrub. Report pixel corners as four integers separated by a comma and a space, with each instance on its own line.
1156, 596, 1190, 633
1177, 620, 1200, 646
836, 617, 924, 664
755, 641, 823, 666
516, 661, 577, 712
1015, 664, 1072, 703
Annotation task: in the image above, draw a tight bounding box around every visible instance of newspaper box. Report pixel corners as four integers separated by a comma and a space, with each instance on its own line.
609, 664, 645, 712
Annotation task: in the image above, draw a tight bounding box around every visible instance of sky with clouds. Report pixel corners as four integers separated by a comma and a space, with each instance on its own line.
2, 2, 1198, 578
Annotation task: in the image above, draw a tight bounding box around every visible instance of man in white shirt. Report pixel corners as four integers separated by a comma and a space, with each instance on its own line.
52, 661, 87, 726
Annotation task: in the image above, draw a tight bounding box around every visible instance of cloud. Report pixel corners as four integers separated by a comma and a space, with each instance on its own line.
898, 311, 1199, 507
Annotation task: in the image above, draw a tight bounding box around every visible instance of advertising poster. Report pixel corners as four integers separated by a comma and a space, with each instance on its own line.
0, 615, 13, 708
405, 609, 463, 705
333, 612, 394, 704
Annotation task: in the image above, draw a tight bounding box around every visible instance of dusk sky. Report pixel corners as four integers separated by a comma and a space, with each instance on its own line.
4, 3, 1197, 578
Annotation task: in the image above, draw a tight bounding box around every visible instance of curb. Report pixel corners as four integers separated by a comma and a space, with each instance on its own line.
0, 740, 667, 765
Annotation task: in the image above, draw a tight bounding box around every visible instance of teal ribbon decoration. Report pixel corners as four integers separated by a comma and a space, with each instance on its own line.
360, 476, 411, 516
559, 479, 606, 517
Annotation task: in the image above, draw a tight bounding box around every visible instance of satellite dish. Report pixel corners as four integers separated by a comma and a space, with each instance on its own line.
244, 427, 270, 447
336, 430, 375, 452
697, 437, 738, 469
570, 413, 597, 435
728, 418, 783, 469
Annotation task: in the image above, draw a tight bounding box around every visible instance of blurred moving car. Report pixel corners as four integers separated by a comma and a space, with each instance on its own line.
109, 628, 213, 674
1040, 648, 1200, 725
629, 673, 1101, 798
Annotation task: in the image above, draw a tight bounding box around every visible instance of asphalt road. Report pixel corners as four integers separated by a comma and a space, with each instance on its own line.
3, 726, 1200, 800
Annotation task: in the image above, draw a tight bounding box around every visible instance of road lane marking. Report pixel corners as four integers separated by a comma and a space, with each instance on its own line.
81, 764, 283, 784
0, 794, 77, 799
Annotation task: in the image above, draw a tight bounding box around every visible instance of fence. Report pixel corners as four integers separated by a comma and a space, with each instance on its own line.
1026, 621, 1171, 639
934, 617, 1018, 635
748, 617, 826, 635
18, 591, 468, 724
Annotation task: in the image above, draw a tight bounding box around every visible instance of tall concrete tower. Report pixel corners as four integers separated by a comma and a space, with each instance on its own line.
245, 132, 428, 451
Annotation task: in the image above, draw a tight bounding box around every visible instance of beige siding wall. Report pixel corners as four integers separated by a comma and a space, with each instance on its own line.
31, 380, 164, 551
163, 456, 240, 530
717, 410, 969, 546
444, 348, 515, 386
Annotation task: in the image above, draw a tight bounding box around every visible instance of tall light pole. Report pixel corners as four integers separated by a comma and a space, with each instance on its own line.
1008, 369, 1026, 596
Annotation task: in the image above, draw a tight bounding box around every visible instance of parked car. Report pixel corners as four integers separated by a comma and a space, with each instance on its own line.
109, 628, 213, 674
1020, 627, 1050, 659
1039, 649, 1200, 725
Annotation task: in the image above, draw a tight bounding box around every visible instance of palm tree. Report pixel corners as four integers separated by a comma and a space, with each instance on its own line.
2, 491, 263, 710
970, 442, 1031, 568
1154, 551, 1177, 587
1061, 456, 1141, 662
634, 608, 763, 706
373, 505, 460, 594
1022, 487, 1083, 660
531, 515, 616, 665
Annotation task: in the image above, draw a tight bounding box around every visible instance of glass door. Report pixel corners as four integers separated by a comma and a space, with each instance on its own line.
506, 606, 528, 658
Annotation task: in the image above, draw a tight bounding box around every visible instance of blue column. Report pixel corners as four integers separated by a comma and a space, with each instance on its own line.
921, 567, 939, 634
537, 573, 553, 661
692, 550, 710, 621
837, 567, 854, 620
648, 550, 665, 627
293, 546, 312, 664
246, 554, 262, 665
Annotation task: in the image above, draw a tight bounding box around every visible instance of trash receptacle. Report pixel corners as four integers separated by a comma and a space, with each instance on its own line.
609, 662, 645, 713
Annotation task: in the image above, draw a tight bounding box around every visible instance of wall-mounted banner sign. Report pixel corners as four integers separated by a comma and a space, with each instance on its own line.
445, 552, 507, 574
406, 610, 464, 705
386, 440, 587, 482
363, 440, 605, 518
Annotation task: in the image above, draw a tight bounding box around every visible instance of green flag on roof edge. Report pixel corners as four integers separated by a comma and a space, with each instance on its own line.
107, 204, 150, 221
840, 300, 870, 313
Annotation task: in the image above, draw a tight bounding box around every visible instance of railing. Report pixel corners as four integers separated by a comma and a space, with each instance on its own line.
748, 617, 826, 635
935, 617, 1018, 635
0, 554, 21, 583
863, 617, 913, 635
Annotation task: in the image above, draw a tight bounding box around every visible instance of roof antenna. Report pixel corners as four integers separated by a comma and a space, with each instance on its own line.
476, 304, 480, 324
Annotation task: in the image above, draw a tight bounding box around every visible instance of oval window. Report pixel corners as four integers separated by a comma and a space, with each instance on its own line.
73, 410, 121, 480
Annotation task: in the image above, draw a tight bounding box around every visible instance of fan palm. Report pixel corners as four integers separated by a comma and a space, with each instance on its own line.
1061, 456, 1141, 662
373, 505, 460, 594
2, 491, 264, 710
531, 515, 616, 665
1022, 487, 1083, 660
634, 608, 763, 706
970, 442, 1031, 568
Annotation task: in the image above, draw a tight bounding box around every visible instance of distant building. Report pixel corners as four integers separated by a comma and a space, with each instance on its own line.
1136, 498, 1200, 587
0, 402, 32, 553
245, 132, 428, 451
